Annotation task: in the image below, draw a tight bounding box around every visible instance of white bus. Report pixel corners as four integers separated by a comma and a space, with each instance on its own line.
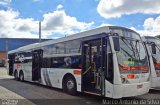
143, 36, 160, 89
8, 26, 150, 98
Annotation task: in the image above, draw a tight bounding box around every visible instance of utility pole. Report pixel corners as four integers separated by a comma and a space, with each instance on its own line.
5, 38, 8, 53
5, 38, 8, 66
39, 21, 41, 43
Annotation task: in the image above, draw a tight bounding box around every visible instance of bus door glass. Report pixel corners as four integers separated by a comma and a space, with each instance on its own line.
32, 49, 43, 81
8, 54, 15, 75
82, 37, 106, 95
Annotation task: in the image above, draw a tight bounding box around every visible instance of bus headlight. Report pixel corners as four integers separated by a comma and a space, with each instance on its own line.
121, 75, 130, 84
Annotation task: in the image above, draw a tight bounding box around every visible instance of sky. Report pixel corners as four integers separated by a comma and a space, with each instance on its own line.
0, 0, 160, 39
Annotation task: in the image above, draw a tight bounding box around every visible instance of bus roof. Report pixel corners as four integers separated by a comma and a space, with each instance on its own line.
8, 26, 139, 54
8, 43, 39, 54
144, 36, 160, 45
144, 36, 160, 42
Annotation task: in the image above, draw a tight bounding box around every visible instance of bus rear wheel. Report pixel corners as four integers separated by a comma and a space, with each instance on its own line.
63, 76, 77, 95
19, 71, 24, 81
14, 71, 18, 80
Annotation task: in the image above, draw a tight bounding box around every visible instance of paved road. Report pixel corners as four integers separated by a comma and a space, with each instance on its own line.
0, 67, 160, 105
0, 67, 104, 105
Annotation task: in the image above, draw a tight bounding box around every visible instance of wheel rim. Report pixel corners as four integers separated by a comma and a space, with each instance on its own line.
67, 80, 74, 90
15, 72, 18, 79
20, 74, 23, 80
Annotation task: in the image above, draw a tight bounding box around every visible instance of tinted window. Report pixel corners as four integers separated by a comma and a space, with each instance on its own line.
65, 39, 81, 54
42, 56, 81, 69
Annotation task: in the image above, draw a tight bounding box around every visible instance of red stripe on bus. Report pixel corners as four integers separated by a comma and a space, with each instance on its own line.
73, 70, 81, 75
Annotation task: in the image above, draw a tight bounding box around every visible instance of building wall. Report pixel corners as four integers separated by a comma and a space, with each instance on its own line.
0, 39, 6, 51
0, 52, 7, 59
0, 38, 51, 60
0, 38, 51, 52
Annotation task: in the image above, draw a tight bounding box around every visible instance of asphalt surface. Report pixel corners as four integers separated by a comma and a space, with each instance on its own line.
0, 67, 160, 105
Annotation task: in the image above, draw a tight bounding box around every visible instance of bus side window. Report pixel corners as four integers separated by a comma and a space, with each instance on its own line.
51, 57, 64, 68
64, 56, 82, 69
65, 39, 81, 54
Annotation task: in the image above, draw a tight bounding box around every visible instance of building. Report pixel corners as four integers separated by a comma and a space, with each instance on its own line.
0, 38, 51, 60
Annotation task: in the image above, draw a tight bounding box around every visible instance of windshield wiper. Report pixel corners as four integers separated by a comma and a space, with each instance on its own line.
135, 40, 141, 66
120, 47, 136, 61
121, 37, 136, 58
121, 37, 134, 52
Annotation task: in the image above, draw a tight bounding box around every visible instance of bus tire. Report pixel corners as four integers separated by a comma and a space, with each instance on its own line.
14, 70, 19, 81
19, 71, 24, 81
63, 75, 77, 95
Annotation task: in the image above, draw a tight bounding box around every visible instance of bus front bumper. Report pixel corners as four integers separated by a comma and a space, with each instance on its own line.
112, 82, 150, 98
151, 77, 160, 88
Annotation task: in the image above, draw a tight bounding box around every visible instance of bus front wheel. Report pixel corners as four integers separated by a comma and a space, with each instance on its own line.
63, 75, 77, 95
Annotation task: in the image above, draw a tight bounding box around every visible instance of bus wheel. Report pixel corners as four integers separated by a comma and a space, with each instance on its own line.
19, 71, 24, 81
14, 71, 18, 80
63, 76, 77, 95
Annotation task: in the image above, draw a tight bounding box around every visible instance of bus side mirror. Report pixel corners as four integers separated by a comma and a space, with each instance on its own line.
113, 37, 120, 52
151, 44, 156, 54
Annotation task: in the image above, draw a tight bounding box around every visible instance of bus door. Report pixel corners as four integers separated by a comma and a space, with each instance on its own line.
32, 49, 43, 81
8, 54, 15, 75
82, 37, 106, 95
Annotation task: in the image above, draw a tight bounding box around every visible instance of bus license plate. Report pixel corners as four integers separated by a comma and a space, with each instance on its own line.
137, 84, 143, 89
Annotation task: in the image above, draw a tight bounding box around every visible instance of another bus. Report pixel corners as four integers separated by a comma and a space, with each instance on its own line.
143, 36, 160, 89
8, 26, 150, 98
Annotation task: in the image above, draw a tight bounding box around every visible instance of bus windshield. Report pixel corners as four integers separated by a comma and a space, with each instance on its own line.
145, 37, 160, 77
116, 37, 149, 74
151, 45, 160, 77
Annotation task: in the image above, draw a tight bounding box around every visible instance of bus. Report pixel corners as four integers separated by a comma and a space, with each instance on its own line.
7, 26, 150, 98
143, 36, 160, 89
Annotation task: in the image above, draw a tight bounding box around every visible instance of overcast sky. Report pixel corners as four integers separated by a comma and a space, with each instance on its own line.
0, 0, 160, 39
